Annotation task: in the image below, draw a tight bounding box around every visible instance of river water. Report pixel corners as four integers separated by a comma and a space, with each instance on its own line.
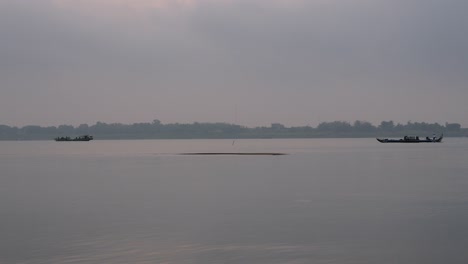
1, 138, 468, 263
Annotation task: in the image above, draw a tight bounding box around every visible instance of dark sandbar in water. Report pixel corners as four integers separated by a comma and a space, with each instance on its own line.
179, 153, 287, 156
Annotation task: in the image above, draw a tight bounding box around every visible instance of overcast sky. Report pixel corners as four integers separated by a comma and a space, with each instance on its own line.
1, 0, 467, 127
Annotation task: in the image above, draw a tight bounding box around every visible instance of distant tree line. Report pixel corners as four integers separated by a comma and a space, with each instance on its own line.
0, 120, 466, 140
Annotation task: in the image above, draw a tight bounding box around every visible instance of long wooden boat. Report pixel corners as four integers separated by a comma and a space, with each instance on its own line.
55, 135, 93, 142
376, 134, 443, 143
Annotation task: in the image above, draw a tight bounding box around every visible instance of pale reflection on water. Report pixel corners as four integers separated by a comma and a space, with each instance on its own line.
1, 138, 468, 263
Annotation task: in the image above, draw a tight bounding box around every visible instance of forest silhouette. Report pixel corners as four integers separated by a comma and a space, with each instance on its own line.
0, 120, 465, 140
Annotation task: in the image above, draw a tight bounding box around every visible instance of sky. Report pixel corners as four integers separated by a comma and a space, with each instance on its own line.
1, 0, 467, 127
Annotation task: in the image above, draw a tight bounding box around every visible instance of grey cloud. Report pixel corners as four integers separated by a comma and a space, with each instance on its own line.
1, 0, 467, 126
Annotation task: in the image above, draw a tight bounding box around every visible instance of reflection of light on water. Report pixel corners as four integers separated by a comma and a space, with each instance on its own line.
5, 138, 468, 264
26, 235, 355, 264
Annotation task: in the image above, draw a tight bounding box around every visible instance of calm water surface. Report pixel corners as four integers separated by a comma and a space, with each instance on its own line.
1, 138, 468, 264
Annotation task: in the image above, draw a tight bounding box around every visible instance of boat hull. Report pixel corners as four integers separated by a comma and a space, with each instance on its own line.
376, 135, 443, 143
54, 135, 93, 142
55, 139, 93, 142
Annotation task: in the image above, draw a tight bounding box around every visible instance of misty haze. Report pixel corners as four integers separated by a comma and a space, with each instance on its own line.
1, 1, 468, 264
1, 0, 468, 127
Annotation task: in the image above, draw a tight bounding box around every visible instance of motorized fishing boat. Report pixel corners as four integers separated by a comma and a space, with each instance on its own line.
376, 134, 443, 143
54, 135, 93, 142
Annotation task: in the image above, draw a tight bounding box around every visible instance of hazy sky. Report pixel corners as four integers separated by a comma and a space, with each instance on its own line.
1, 0, 467, 127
